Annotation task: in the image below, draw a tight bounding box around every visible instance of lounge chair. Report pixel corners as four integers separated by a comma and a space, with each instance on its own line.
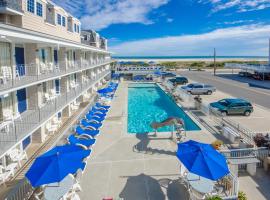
87, 111, 106, 118
85, 116, 104, 123
75, 126, 99, 137
91, 107, 108, 114
46, 122, 58, 135
0, 166, 13, 185
68, 135, 96, 148
8, 149, 28, 167
95, 102, 110, 109
80, 119, 102, 130
85, 113, 105, 121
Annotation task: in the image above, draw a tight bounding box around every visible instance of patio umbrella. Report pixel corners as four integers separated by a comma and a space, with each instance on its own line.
176, 140, 229, 181
97, 87, 114, 94
25, 145, 90, 187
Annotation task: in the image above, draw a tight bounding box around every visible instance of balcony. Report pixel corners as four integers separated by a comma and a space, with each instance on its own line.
0, 70, 110, 157
0, 59, 112, 95
0, 0, 23, 15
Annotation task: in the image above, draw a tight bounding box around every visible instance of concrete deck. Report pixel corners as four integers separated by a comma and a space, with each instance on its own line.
79, 82, 189, 199
78, 82, 270, 200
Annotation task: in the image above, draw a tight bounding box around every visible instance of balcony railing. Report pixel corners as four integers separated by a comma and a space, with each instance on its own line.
0, 59, 112, 94
0, 70, 110, 156
0, 0, 22, 13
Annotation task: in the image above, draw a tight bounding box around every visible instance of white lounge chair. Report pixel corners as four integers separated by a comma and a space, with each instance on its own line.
46, 122, 58, 135
0, 66, 12, 84
44, 93, 56, 103
52, 116, 62, 127
70, 103, 79, 111
70, 81, 78, 89
8, 149, 28, 167
0, 166, 13, 185
40, 63, 47, 74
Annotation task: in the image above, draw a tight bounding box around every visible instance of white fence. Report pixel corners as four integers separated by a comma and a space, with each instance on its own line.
225, 63, 270, 73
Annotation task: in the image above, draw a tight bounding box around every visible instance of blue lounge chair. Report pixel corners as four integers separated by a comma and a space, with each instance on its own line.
95, 103, 110, 110
85, 116, 104, 123
91, 107, 108, 114
68, 135, 96, 148
80, 119, 102, 130
86, 113, 105, 121
76, 126, 100, 137
88, 111, 106, 118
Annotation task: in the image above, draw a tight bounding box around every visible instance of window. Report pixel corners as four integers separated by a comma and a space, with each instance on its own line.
77, 25, 80, 33
62, 16, 66, 27
27, 0, 35, 13
57, 14, 61, 25
74, 24, 77, 32
0, 42, 11, 67
36, 2, 43, 17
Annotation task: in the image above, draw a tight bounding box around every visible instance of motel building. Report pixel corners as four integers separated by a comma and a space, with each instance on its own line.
0, 0, 112, 196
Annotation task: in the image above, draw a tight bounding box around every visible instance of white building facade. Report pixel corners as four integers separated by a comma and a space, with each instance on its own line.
0, 0, 112, 193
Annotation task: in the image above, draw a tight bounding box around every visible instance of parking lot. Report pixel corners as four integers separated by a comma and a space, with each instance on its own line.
170, 71, 270, 133
178, 70, 270, 109
196, 90, 270, 133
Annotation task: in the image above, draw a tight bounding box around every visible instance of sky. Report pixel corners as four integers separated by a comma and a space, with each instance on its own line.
53, 0, 270, 56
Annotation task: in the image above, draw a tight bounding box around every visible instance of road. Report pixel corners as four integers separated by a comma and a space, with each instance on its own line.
178, 71, 270, 109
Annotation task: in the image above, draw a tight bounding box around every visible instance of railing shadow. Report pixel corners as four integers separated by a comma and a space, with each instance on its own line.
133, 133, 176, 156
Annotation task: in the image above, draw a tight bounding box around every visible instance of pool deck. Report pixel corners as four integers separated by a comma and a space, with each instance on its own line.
78, 82, 270, 200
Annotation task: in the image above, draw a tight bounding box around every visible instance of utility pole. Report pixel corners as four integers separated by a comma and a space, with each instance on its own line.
213, 48, 217, 76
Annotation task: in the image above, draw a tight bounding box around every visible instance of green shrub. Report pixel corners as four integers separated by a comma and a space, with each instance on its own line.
238, 191, 247, 200
206, 196, 222, 200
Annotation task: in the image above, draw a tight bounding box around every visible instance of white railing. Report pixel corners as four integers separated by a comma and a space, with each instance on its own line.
225, 63, 270, 73
0, 59, 112, 93
221, 173, 239, 200
220, 147, 269, 167
0, 70, 110, 156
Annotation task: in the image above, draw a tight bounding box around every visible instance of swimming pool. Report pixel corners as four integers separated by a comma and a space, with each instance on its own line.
128, 83, 201, 133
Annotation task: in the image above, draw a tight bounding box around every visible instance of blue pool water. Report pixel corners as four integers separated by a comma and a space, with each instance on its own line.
128, 83, 201, 133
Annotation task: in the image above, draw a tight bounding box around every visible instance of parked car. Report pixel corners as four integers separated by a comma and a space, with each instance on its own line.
210, 98, 253, 116
181, 83, 216, 95
168, 76, 188, 86
162, 72, 176, 78
238, 71, 253, 77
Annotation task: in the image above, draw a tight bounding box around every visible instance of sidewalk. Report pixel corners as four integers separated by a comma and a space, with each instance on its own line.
217, 73, 270, 90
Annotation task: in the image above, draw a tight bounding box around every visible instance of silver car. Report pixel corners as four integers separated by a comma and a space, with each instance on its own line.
181, 83, 216, 95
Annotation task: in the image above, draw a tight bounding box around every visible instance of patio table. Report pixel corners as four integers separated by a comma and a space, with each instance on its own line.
44, 175, 74, 200
187, 173, 214, 194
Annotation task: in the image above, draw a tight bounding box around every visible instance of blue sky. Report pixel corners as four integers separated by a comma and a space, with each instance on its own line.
54, 0, 270, 56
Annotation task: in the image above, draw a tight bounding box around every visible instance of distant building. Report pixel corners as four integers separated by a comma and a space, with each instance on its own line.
81, 30, 108, 50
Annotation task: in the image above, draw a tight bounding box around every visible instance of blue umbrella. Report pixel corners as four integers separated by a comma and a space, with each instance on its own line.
176, 140, 229, 180
154, 70, 162, 75
26, 145, 91, 187
97, 87, 114, 94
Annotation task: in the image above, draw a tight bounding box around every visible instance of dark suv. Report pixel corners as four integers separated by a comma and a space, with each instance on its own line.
168, 76, 188, 86
210, 98, 253, 116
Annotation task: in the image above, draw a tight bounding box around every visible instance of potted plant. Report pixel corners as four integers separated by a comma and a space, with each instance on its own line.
211, 140, 224, 150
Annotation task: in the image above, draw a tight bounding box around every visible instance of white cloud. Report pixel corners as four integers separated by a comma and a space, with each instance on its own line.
167, 18, 174, 23
199, 0, 270, 13
54, 0, 169, 30
110, 24, 270, 56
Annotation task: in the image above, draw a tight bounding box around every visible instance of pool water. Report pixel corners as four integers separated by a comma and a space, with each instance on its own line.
128, 83, 201, 133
